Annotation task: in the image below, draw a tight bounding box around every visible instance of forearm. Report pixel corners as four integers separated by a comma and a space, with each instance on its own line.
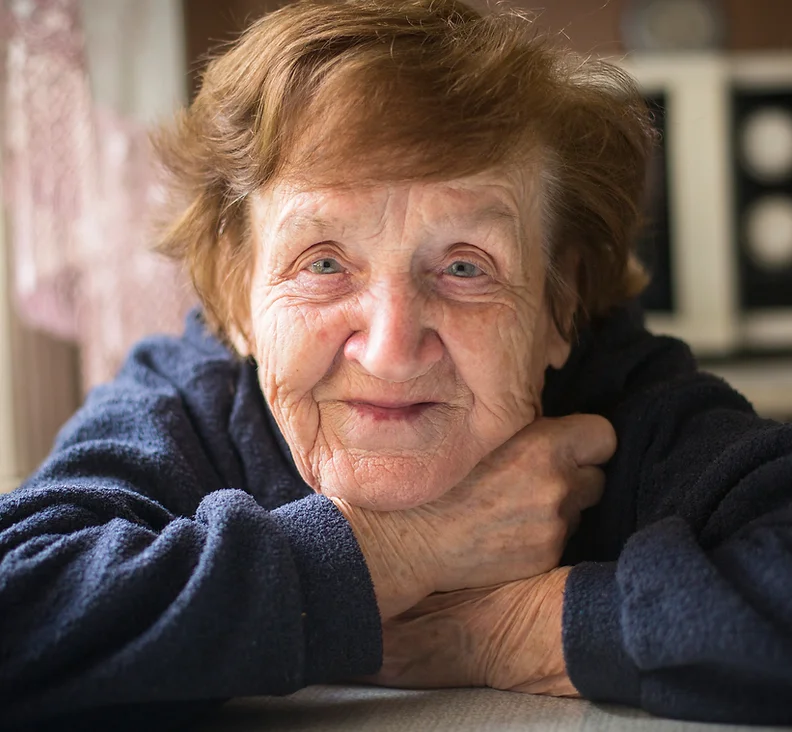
563, 512, 792, 724
0, 488, 381, 727
567, 369, 792, 723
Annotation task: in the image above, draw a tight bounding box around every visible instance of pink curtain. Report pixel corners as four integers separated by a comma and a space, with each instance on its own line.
1, 0, 195, 389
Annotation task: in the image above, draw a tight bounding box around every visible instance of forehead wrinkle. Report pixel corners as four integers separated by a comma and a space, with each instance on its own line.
422, 175, 524, 231
275, 211, 335, 239
271, 187, 394, 242
440, 203, 520, 240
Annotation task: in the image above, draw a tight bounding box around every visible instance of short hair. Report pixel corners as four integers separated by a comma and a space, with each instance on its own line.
154, 0, 654, 346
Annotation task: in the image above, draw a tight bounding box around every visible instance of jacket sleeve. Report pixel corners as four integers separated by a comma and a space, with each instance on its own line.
0, 341, 382, 729
562, 370, 792, 725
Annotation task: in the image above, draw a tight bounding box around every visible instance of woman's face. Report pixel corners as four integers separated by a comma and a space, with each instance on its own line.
244, 171, 572, 510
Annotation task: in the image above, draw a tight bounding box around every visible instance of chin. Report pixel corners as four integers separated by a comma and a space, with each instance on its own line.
317, 452, 473, 511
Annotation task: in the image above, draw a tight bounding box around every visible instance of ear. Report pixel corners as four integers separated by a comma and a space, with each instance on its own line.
546, 248, 581, 370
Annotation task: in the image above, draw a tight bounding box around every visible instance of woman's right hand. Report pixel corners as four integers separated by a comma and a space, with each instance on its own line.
331, 413, 616, 619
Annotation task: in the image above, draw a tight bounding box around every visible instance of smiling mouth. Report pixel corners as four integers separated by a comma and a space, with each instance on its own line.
347, 401, 437, 421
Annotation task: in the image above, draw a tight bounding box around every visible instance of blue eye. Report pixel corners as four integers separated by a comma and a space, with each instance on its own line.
310, 258, 343, 275
445, 261, 483, 278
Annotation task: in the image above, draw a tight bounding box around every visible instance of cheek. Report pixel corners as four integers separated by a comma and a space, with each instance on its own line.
439, 299, 542, 424
252, 296, 352, 403
443, 304, 535, 385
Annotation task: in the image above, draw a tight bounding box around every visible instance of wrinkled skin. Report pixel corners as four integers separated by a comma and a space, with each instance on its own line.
331, 414, 613, 619
372, 568, 576, 696
241, 170, 572, 510
237, 169, 616, 694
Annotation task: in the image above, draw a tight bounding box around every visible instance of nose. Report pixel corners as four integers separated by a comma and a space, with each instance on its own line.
344, 282, 444, 383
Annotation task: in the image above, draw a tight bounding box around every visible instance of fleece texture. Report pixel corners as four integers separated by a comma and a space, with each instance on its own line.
1, 304, 790, 729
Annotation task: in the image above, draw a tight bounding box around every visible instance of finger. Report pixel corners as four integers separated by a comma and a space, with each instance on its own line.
562, 467, 605, 538
571, 465, 606, 511
564, 466, 605, 541
553, 414, 617, 467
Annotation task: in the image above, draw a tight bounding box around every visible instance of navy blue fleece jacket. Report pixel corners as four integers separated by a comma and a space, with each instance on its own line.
1, 304, 791, 729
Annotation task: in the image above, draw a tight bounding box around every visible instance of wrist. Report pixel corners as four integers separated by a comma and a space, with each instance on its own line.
489, 567, 578, 697
522, 567, 578, 697
329, 497, 433, 619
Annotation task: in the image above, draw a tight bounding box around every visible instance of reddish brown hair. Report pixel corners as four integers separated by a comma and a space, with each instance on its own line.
155, 0, 654, 344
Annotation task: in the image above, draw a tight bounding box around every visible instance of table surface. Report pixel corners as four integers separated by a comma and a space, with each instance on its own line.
196, 685, 792, 732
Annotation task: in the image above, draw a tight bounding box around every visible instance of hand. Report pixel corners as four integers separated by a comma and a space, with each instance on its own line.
332, 414, 615, 619
410, 415, 614, 594
370, 568, 576, 696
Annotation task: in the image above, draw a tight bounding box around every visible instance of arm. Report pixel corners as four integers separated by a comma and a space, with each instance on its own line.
563, 372, 792, 725
0, 339, 382, 729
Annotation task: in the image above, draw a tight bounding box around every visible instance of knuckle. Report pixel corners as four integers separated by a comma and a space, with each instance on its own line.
542, 478, 571, 507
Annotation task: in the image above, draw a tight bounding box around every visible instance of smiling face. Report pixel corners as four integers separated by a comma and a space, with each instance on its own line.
241, 170, 573, 510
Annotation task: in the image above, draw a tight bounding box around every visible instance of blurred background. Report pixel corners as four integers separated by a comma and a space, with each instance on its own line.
1, 0, 791, 492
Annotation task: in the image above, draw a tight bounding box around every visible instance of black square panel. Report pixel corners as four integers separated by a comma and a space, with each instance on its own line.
732, 89, 792, 310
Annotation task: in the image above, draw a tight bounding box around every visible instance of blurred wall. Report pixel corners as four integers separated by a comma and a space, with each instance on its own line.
183, 0, 792, 96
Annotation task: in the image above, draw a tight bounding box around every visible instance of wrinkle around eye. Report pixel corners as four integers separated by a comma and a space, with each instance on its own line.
291, 268, 352, 297
435, 272, 499, 300
287, 260, 356, 301
275, 240, 347, 274
273, 242, 351, 285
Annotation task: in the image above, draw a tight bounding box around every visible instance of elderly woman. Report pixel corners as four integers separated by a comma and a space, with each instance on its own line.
2, 0, 791, 729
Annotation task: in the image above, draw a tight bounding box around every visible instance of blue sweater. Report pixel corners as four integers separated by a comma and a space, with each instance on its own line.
1, 305, 791, 729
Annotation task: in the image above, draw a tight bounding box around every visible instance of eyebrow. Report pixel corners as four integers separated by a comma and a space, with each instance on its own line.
274, 202, 520, 239
438, 203, 519, 230
275, 212, 336, 238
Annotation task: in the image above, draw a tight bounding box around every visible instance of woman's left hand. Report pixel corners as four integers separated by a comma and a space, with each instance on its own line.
369, 567, 577, 696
